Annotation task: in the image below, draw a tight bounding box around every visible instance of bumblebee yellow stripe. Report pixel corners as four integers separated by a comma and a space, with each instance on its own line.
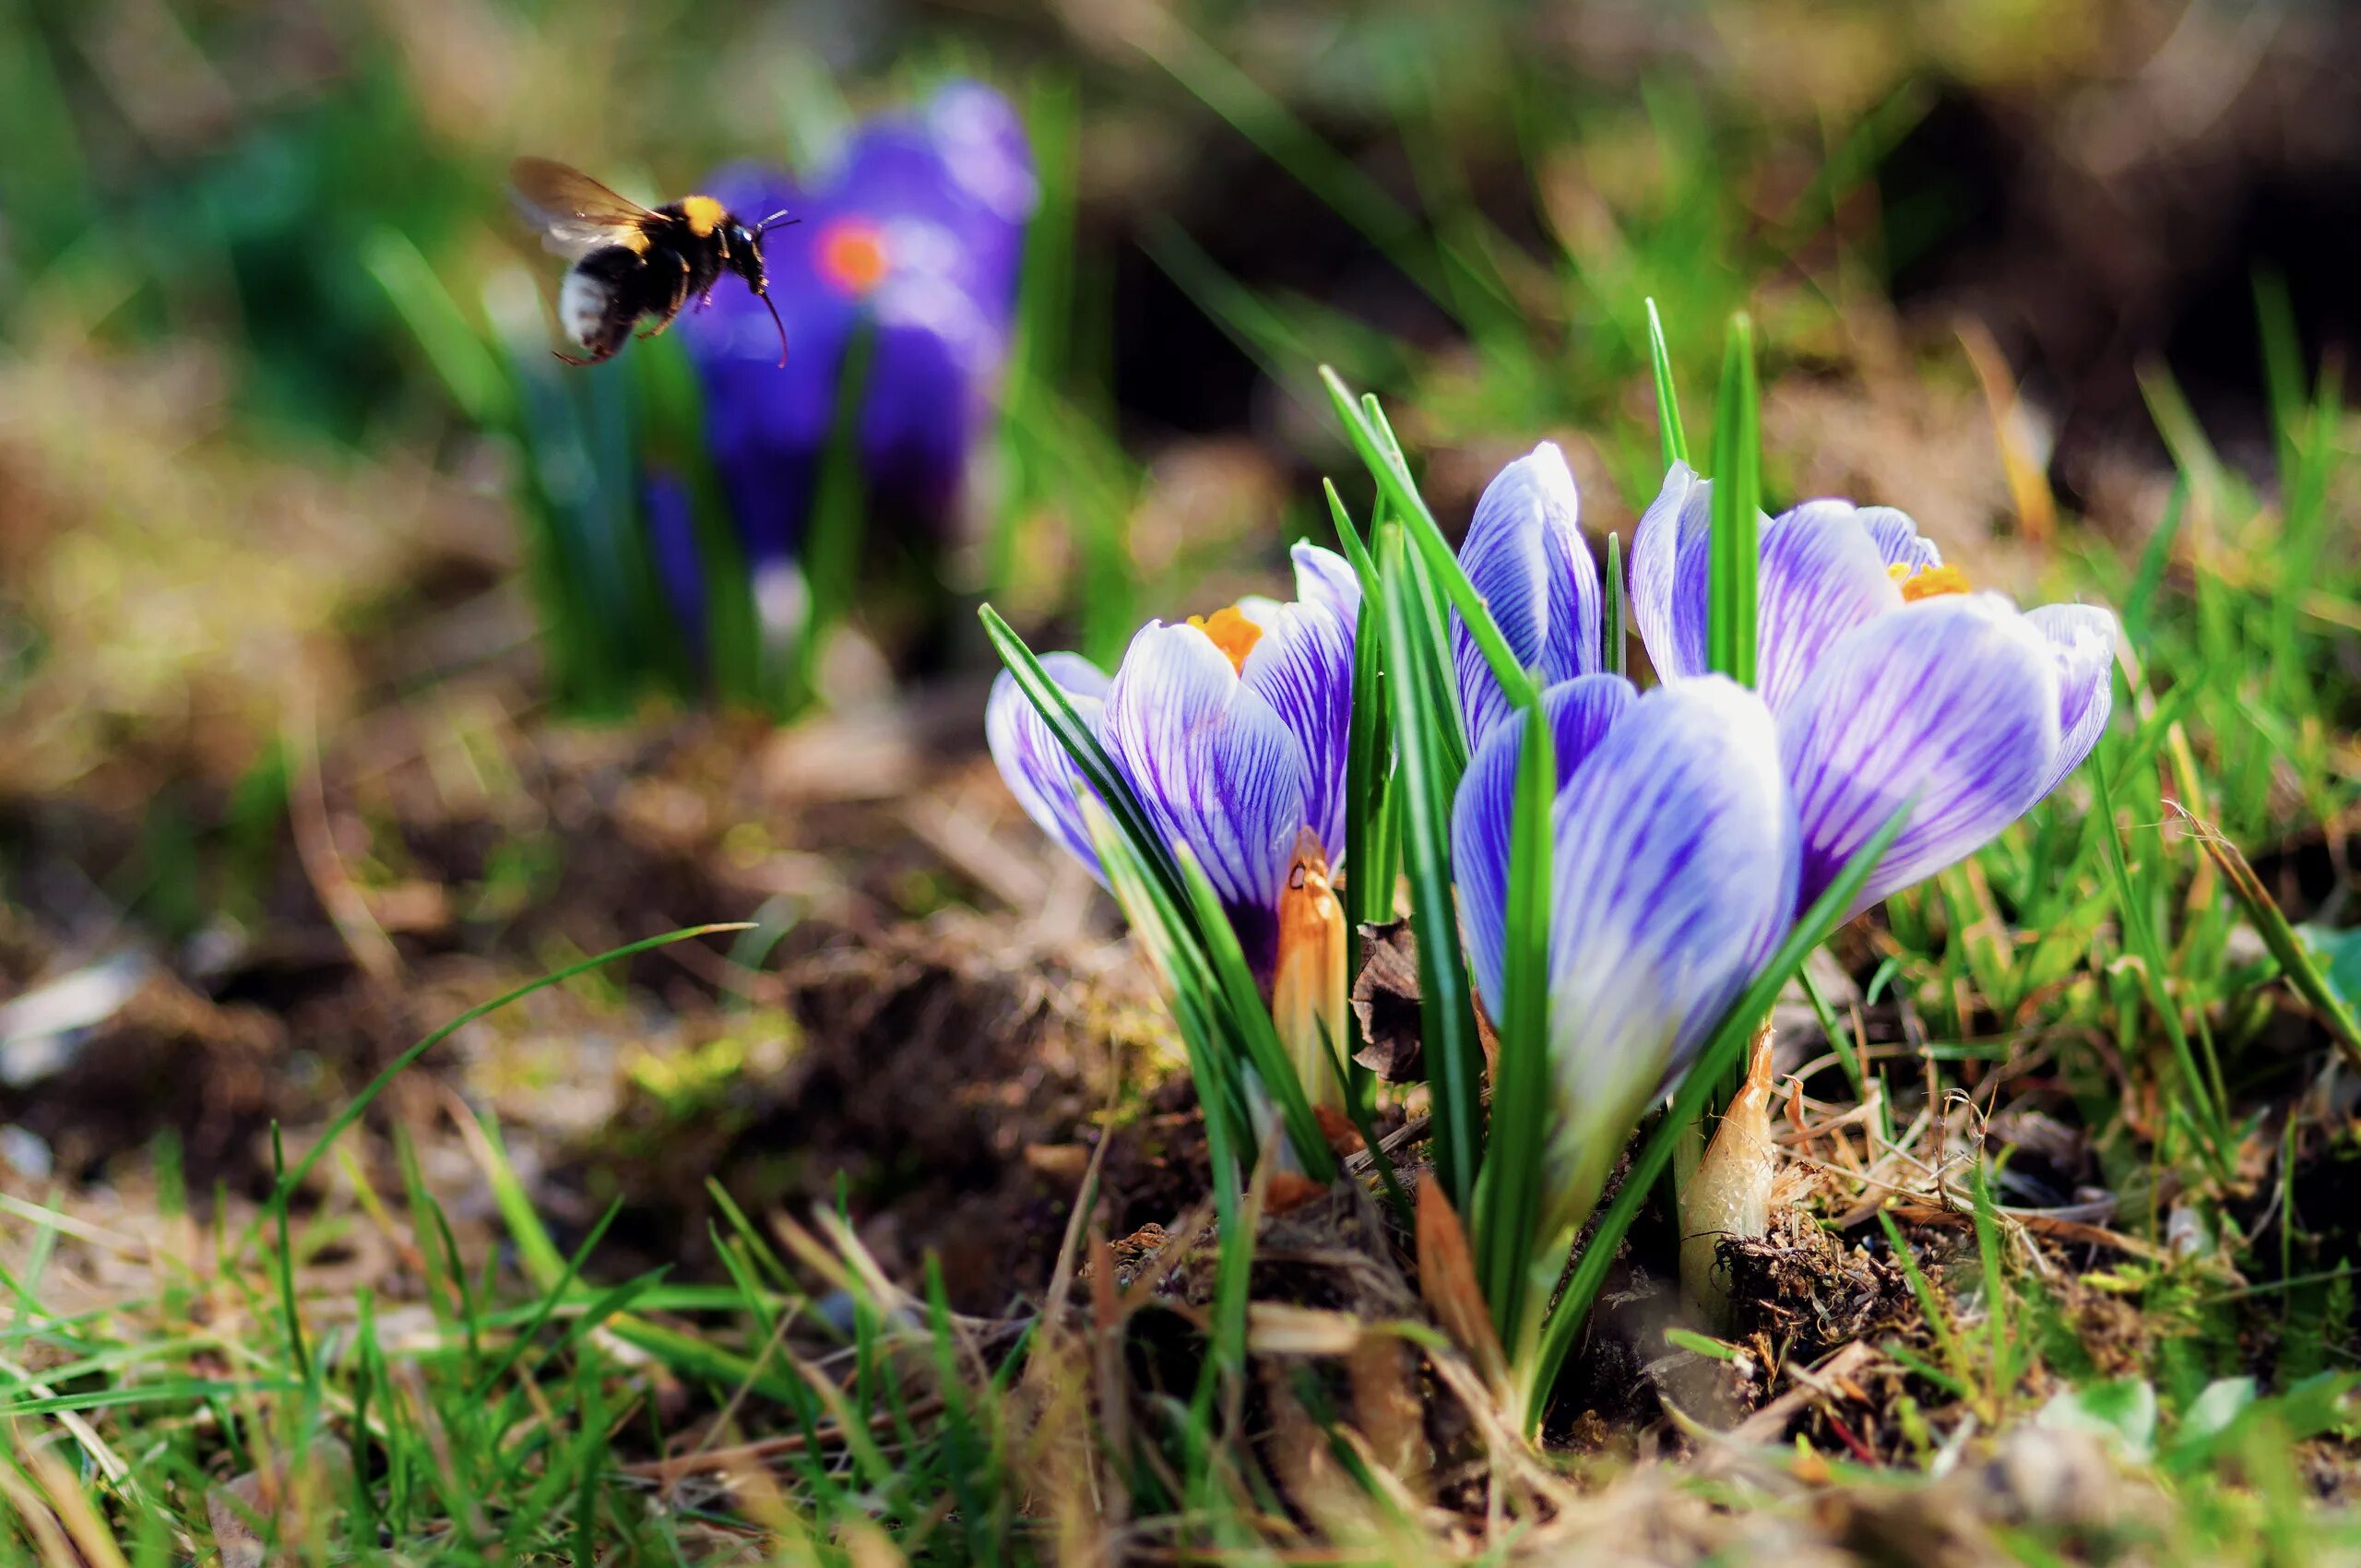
680, 195, 725, 237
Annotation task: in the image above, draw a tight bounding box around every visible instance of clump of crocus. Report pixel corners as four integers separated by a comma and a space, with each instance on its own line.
987, 543, 1362, 1112
1450, 441, 2118, 1324
681, 80, 1037, 629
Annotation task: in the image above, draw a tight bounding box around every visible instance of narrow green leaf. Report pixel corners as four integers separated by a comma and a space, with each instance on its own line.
244, 924, 750, 1260
1476, 706, 1555, 1350
2201, 820, 2361, 1068
1707, 313, 1760, 688
1344, 569, 1397, 928
1319, 366, 1538, 716
1524, 797, 1915, 1432
1603, 531, 1627, 678
1644, 297, 1689, 469
2092, 760, 2233, 1175
1375, 518, 1485, 1215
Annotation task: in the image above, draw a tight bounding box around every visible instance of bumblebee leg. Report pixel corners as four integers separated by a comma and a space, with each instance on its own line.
635, 309, 684, 341
637, 255, 694, 339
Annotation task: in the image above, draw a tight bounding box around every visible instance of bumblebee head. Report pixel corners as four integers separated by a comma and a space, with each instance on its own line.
727, 224, 768, 292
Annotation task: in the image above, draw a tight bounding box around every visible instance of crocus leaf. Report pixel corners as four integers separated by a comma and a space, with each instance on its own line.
1644, 297, 1689, 470
1319, 366, 1539, 719
1377, 517, 1486, 1216
1706, 312, 1760, 690
1476, 696, 1555, 1351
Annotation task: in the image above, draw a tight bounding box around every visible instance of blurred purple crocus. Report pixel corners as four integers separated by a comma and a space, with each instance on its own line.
680, 81, 1036, 577
1627, 463, 2118, 914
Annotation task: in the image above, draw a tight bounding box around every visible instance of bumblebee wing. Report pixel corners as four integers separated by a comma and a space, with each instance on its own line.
509, 157, 661, 256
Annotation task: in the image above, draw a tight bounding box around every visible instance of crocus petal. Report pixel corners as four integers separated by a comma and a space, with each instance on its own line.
1103, 622, 1311, 968
1858, 506, 1942, 573
2025, 602, 2118, 800
1292, 540, 1362, 626
1449, 674, 1638, 1016
1781, 594, 2061, 916
985, 652, 1112, 878
1628, 461, 1715, 684
1756, 502, 1906, 718
1240, 595, 1357, 864
1541, 676, 1797, 1228
1453, 444, 1600, 744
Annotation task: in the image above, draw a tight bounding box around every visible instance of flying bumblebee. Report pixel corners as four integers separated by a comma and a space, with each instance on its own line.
509, 156, 795, 367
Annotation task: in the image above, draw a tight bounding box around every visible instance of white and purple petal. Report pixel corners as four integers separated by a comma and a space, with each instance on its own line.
1449, 673, 1638, 1016
1859, 506, 1941, 574
1453, 444, 1600, 745
1240, 595, 1357, 864
1292, 540, 1362, 626
2025, 602, 2118, 800
1103, 623, 1311, 968
1781, 594, 2060, 917
1628, 461, 1716, 686
1541, 676, 1797, 1222
985, 652, 1112, 879
1755, 501, 1906, 718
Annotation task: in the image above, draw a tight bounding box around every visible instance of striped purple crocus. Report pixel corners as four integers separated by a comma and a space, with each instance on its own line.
1627, 462, 2118, 915
681, 81, 1036, 587
1451, 673, 1798, 1233
1443, 445, 2116, 1229
988, 543, 1362, 1109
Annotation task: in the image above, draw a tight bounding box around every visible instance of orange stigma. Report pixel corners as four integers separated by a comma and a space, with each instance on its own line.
1188, 605, 1264, 673
1890, 562, 1972, 602
815, 218, 890, 296
1273, 829, 1348, 1118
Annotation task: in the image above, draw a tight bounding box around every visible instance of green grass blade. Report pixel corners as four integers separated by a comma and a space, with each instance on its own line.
1706, 312, 1760, 688
1319, 366, 1538, 717
1644, 297, 1689, 469
1376, 518, 1485, 1215
247, 924, 750, 1260
1603, 531, 1627, 678
1476, 707, 1556, 1350
2198, 818, 2361, 1068
2091, 759, 2233, 1178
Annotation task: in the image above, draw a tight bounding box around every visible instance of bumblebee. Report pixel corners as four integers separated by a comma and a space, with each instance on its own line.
509, 156, 794, 367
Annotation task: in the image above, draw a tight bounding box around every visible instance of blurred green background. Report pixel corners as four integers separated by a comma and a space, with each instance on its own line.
5, 0, 2359, 1174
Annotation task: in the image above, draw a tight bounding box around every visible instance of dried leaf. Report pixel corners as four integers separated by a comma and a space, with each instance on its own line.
1415, 1178, 1508, 1393
1350, 921, 1424, 1080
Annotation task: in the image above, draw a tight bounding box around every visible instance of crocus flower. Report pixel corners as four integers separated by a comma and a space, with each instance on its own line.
1451, 674, 1798, 1235
1629, 464, 2118, 913
682, 81, 1036, 583
1451, 443, 1602, 745
988, 543, 1362, 1106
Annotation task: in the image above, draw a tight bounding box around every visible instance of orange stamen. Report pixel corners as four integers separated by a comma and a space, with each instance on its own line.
1889, 562, 1972, 602
1188, 605, 1264, 673
816, 219, 891, 296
